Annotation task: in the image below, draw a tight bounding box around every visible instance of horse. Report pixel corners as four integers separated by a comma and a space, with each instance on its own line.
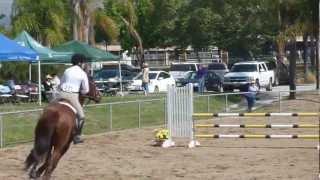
24, 79, 101, 180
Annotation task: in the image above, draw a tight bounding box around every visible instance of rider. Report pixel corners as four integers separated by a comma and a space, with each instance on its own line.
58, 53, 89, 144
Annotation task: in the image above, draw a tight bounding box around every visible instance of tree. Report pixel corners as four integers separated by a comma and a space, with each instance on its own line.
11, 0, 70, 46
179, 0, 275, 59
0, 14, 6, 34
107, 0, 144, 67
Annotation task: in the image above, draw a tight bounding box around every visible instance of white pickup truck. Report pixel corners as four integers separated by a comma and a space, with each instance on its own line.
223, 61, 275, 91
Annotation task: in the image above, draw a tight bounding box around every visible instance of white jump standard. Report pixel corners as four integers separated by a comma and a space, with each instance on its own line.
164, 84, 320, 148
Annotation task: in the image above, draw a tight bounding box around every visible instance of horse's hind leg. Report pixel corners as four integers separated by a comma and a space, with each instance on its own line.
29, 162, 38, 179
42, 143, 71, 180
26, 150, 40, 179
35, 152, 51, 177
42, 150, 62, 180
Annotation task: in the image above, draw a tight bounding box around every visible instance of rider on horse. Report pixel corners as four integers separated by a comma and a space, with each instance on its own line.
58, 53, 89, 144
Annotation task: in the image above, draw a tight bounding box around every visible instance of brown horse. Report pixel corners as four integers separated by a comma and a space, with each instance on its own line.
25, 79, 101, 180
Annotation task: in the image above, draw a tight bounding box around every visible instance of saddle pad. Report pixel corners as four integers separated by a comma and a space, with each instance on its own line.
58, 101, 77, 114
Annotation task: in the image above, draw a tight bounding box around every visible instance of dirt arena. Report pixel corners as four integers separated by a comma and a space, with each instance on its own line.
0, 94, 319, 180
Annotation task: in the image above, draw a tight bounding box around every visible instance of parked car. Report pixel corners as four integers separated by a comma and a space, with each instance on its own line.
93, 69, 138, 91
205, 71, 224, 92
127, 71, 176, 93
177, 71, 224, 92
223, 61, 275, 91
207, 62, 229, 79
169, 63, 199, 80
102, 63, 140, 73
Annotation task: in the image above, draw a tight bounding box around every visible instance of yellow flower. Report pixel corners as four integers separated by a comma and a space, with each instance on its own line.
154, 128, 169, 141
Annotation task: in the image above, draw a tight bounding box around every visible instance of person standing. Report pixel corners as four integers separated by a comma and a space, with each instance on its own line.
196, 65, 207, 94
51, 73, 60, 100
41, 75, 53, 102
58, 54, 89, 144
142, 62, 150, 95
242, 82, 258, 112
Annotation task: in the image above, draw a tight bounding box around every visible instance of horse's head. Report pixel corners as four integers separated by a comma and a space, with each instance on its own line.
79, 78, 102, 105
88, 79, 102, 103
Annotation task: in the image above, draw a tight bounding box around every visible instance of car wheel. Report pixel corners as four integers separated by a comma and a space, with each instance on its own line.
266, 78, 272, 91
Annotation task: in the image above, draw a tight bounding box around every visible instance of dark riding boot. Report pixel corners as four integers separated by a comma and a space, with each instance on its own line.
73, 118, 84, 144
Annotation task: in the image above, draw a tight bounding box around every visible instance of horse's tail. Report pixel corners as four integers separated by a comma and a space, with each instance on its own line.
25, 110, 58, 170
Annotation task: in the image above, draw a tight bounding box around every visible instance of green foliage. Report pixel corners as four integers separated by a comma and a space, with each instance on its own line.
0, 62, 29, 83
0, 62, 66, 83
94, 10, 119, 44
11, 0, 70, 46
139, 0, 185, 48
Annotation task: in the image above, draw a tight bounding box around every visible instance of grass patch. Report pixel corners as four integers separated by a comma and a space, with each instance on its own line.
0, 93, 238, 147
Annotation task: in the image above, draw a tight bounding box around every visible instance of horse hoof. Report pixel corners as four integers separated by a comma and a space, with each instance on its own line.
29, 171, 37, 179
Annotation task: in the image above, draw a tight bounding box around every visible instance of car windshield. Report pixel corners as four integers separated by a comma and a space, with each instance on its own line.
185, 72, 197, 80
170, 64, 196, 71
94, 70, 118, 79
208, 63, 226, 70
231, 64, 257, 72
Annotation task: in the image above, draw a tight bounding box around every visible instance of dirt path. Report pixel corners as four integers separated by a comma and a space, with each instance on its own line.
0, 94, 319, 180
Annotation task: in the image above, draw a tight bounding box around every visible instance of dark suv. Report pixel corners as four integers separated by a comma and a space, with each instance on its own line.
93, 69, 138, 92
178, 71, 223, 92
207, 62, 229, 79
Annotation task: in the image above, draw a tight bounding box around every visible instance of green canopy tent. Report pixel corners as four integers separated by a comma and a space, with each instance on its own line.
53, 40, 124, 94
53, 40, 119, 62
15, 31, 73, 63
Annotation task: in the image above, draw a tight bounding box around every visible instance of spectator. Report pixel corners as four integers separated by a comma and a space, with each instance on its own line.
242, 82, 258, 112
142, 62, 150, 95
6, 79, 16, 95
41, 74, 53, 102
51, 73, 60, 100
196, 65, 207, 94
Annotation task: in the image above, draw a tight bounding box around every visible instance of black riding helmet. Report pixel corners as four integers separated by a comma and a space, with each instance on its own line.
71, 53, 88, 65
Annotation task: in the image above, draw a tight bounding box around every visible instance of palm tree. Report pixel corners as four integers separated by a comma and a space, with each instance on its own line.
71, 0, 81, 40
71, 0, 118, 45
11, 0, 69, 46
115, 0, 144, 67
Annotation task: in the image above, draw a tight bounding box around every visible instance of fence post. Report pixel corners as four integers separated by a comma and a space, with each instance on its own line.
164, 98, 167, 126
207, 96, 210, 112
138, 101, 141, 128
278, 91, 281, 112
225, 94, 228, 112
0, 115, 3, 148
109, 104, 113, 131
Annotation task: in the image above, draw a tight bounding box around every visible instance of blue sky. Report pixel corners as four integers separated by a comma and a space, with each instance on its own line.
0, 0, 13, 27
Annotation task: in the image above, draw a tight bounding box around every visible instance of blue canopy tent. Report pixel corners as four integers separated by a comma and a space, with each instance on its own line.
0, 33, 38, 61
0, 33, 42, 105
